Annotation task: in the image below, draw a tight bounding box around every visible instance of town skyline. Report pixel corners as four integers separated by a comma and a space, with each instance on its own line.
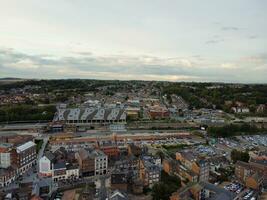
0, 0, 267, 83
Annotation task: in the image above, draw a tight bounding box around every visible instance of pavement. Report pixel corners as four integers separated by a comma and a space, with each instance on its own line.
37, 135, 49, 171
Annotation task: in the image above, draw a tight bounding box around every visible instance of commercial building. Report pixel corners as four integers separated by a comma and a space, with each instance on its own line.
16, 141, 37, 174
53, 106, 126, 125
0, 167, 16, 187
76, 149, 95, 177
95, 141, 119, 159
147, 105, 170, 119
176, 151, 209, 182
235, 160, 266, 189
111, 170, 128, 191
75, 149, 108, 177
139, 157, 161, 188
52, 162, 67, 182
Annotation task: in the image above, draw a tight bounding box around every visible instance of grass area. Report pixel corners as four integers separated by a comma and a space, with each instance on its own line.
162, 144, 189, 151
35, 139, 43, 153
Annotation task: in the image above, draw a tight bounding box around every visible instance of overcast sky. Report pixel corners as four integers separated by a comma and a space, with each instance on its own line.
0, 0, 266, 83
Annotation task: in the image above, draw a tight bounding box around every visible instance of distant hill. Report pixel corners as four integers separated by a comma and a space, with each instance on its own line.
0, 77, 27, 84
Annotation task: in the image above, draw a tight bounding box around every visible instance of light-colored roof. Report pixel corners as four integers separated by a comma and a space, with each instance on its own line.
54, 107, 126, 122
16, 141, 36, 153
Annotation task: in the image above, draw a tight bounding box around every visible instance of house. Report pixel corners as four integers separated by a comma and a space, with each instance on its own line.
39, 152, 55, 177
109, 190, 128, 200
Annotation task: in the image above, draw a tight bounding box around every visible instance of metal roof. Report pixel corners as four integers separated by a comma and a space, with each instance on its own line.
16, 141, 35, 153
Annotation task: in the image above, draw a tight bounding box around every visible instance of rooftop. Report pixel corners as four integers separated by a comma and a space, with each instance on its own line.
16, 141, 36, 153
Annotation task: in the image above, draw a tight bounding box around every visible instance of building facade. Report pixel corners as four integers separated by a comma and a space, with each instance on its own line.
16, 141, 37, 174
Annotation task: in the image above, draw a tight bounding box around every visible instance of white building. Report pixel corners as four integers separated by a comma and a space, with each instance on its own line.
0, 152, 11, 169
232, 107, 250, 113
39, 153, 55, 177
66, 164, 79, 180
52, 162, 79, 182
52, 162, 66, 182
0, 143, 13, 169
92, 150, 108, 176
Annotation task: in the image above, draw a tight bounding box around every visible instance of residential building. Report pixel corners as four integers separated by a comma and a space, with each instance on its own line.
52, 161, 79, 182
246, 172, 263, 190
139, 158, 161, 188
0, 167, 16, 187
170, 182, 235, 200
75, 149, 108, 177
16, 141, 37, 174
66, 163, 79, 180
52, 162, 66, 182
128, 144, 142, 157
148, 105, 170, 119
39, 152, 55, 177
96, 141, 119, 159
75, 149, 95, 177
111, 170, 128, 191
176, 151, 209, 182
93, 150, 108, 176
235, 160, 266, 188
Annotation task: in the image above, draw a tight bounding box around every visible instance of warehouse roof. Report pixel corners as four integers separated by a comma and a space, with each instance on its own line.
54, 107, 126, 122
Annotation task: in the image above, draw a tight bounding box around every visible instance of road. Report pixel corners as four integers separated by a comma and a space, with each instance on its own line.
36, 135, 49, 172
98, 177, 107, 200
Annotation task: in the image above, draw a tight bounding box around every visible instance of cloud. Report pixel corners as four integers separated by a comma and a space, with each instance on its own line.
248, 35, 258, 39
8, 58, 40, 70
205, 39, 224, 45
221, 26, 240, 31
0, 47, 266, 83
221, 63, 237, 69
239, 55, 267, 65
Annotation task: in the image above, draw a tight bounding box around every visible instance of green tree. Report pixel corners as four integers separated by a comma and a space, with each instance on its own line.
231, 149, 249, 163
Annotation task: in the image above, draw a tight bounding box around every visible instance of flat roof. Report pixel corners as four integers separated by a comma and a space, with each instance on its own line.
16, 141, 36, 153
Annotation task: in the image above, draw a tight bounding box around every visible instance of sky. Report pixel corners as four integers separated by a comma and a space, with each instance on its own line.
0, 0, 267, 83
